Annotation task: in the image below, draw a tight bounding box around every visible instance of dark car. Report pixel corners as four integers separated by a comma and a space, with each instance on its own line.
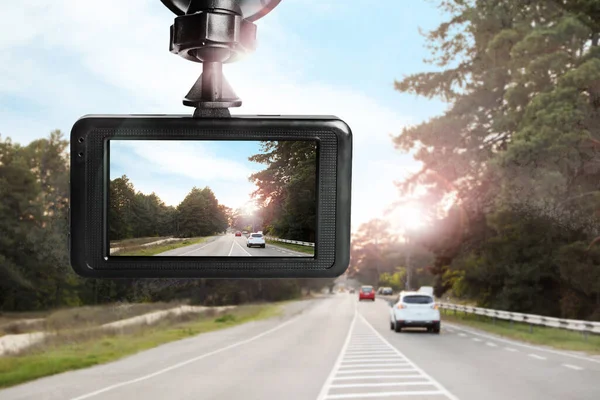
381, 287, 393, 295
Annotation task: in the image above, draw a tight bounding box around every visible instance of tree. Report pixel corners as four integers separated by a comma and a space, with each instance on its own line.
393, 0, 600, 318
0, 131, 79, 310
249, 141, 317, 242
177, 187, 228, 237
109, 175, 136, 240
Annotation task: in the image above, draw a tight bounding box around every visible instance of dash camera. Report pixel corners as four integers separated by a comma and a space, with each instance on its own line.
69, 0, 353, 278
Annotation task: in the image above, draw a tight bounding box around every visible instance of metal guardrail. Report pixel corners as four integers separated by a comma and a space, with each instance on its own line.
439, 303, 600, 336
265, 236, 315, 247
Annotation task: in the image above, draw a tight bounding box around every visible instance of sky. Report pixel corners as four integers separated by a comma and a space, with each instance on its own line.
0, 0, 450, 232
110, 140, 266, 210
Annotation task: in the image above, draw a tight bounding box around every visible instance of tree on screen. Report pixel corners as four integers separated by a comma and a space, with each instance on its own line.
248, 141, 317, 242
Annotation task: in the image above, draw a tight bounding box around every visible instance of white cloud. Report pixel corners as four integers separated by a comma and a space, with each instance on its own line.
0, 0, 421, 231
114, 141, 256, 182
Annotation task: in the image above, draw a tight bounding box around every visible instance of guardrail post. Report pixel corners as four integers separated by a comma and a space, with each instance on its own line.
583, 331, 589, 342
492, 315, 496, 325
509, 319, 513, 329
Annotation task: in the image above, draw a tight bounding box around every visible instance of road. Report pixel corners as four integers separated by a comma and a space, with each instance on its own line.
157, 234, 312, 257
2, 295, 599, 400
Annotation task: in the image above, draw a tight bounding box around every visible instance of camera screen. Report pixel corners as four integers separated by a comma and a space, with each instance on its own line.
108, 140, 317, 257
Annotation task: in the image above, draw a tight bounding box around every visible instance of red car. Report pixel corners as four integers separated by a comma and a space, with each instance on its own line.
359, 285, 375, 301
235, 231, 242, 237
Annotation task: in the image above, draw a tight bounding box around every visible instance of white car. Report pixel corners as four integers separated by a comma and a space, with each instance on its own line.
389, 291, 440, 334
246, 233, 266, 248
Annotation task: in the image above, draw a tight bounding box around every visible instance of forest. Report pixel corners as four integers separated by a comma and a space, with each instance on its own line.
245, 140, 317, 242
349, 0, 600, 321
109, 176, 229, 241
0, 132, 331, 311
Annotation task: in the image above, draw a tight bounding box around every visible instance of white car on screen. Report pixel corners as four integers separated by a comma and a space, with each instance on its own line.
246, 233, 266, 248
390, 291, 440, 334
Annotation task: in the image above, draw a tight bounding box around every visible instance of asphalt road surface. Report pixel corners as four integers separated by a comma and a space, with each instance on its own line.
157, 234, 312, 257
2, 295, 599, 400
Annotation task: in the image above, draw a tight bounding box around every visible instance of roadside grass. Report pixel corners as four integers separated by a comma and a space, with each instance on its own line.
110, 236, 172, 248
441, 309, 600, 354
0, 302, 187, 336
114, 237, 207, 256
0, 303, 281, 389
44, 301, 187, 331
266, 240, 314, 255
0, 319, 46, 337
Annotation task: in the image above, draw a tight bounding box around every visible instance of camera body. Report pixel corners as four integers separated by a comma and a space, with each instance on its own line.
70, 114, 352, 278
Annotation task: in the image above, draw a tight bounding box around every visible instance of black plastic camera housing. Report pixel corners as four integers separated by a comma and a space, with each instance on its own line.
70, 114, 352, 278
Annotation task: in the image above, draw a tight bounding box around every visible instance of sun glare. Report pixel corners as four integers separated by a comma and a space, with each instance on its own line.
393, 205, 425, 230
242, 200, 258, 215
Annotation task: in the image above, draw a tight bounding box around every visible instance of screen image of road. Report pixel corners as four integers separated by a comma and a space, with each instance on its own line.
108, 139, 317, 257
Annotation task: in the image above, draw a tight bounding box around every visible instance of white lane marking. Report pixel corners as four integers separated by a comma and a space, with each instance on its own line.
325, 391, 445, 399
345, 351, 396, 355
344, 356, 399, 360
333, 375, 423, 381
233, 239, 252, 256
178, 241, 213, 256
505, 347, 518, 352
562, 364, 584, 371
69, 313, 302, 400
360, 315, 459, 400
316, 307, 358, 400
528, 354, 546, 360
486, 342, 498, 347
472, 338, 482, 342
340, 363, 410, 368
444, 322, 600, 364
337, 369, 416, 374
458, 333, 467, 337
227, 241, 235, 256
330, 382, 434, 389
342, 358, 405, 362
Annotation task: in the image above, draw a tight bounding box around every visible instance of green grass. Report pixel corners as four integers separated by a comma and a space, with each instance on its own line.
114, 237, 207, 256
266, 239, 314, 255
441, 309, 600, 354
0, 304, 281, 389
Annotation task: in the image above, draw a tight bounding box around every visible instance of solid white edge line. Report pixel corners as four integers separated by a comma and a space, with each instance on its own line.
359, 314, 459, 400
177, 241, 213, 256
234, 239, 252, 256
444, 322, 600, 364
227, 240, 235, 256
316, 302, 358, 400
68, 314, 302, 400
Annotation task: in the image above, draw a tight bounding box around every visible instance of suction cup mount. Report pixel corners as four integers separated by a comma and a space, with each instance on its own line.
162, 0, 281, 116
